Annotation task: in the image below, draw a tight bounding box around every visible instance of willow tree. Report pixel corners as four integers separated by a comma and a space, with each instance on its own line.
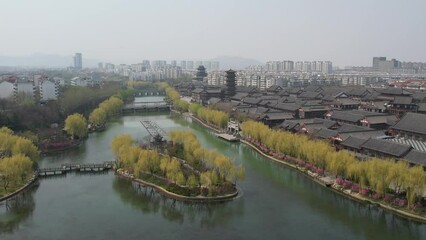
0, 154, 33, 191
64, 113, 88, 139
111, 134, 134, 155
89, 108, 107, 127
404, 165, 426, 208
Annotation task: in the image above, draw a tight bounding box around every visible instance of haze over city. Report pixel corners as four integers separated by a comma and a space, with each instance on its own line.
1, 0, 426, 67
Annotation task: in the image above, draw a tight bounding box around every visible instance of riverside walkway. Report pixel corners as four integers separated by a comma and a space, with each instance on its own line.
37, 161, 116, 177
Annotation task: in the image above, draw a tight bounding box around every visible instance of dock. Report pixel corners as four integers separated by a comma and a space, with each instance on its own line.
216, 133, 239, 142
37, 161, 116, 177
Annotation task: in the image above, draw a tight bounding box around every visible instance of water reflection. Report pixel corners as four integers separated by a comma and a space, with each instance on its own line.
0, 184, 38, 234
112, 177, 245, 228
242, 146, 425, 239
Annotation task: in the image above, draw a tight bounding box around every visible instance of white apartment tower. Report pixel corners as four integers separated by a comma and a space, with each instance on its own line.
73, 53, 82, 70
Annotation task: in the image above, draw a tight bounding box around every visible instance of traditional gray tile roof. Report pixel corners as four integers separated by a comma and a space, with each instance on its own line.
298, 91, 324, 99
341, 136, 368, 150
273, 103, 301, 112
392, 112, 426, 135
236, 86, 258, 93
312, 118, 339, 129
267, 85, 283, 92
418, 103, 426, 112
205, 89, 222, 94
334, 98, 360, 106
392, 96, 413, 105
412, 92, 426, 102
335, 124, 375, 133
388, 138, 426, 153
261, 112, 294, 121
380, 88, 410, 96
259, 100, 279, 107
361, 138, 412, 157
404, 150, 426, 166
208, 97, 222, 105
362, 92, 381, 101
277, 90, 290, 97
192, 88, 205, 94
242, 97, 262, 105
231, 92, 249, 101
339, 130, 386, 141
330, 111, 364, 123
348, 88, 371, 97
312, 128, 339, 139
304, 85, 323, 92
302, 100, 323, 106
364, 115, 397, 125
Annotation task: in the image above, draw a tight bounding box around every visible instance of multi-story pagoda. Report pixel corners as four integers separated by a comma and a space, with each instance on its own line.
225, 69, 236, 98
195, 65, 207, 82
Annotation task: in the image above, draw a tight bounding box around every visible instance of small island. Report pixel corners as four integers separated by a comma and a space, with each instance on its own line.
111, 130, 244, 201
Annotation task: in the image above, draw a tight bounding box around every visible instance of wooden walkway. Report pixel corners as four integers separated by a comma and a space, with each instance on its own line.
37, 161, 116, 177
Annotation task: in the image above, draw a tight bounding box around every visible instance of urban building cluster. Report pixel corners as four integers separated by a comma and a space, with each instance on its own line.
0, 73, 102, 102
264, 60, 333, 74
98, 60, 219, 81
372, 57, 426, 74
0, 75, 60, 102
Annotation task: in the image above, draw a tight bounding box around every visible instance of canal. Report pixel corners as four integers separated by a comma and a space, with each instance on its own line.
1, 97, 426, 240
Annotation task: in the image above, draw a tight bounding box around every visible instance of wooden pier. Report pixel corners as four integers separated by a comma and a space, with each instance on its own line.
216, 133, 239, 142
37, 161, 116, 177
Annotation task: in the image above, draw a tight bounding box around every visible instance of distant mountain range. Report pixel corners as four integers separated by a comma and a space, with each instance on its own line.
0, 53, 99, 68
209, 56, 263, 70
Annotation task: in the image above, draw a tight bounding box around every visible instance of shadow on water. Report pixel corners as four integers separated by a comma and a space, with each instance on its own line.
112, 177, 245, 228
0, 184, 38, 235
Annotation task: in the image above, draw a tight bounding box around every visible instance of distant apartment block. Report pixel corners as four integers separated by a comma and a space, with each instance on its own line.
265, 60, 332, 74
372, 57, 426, 74
73, 53, 82, 70
0, 78, 59, 101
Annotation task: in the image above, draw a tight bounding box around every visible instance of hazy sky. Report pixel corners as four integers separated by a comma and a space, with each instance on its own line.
1, 0, 425, 66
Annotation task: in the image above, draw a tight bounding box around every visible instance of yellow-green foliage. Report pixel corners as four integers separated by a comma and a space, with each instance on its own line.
64, 113, 88, 138
112, 131, 245, 189
89, 96, 124, 127
241, 120, 426, 207
169, 130, 244, 183
0, 127, 39, 192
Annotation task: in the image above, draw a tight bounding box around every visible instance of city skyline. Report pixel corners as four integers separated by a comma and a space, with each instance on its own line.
1, 0, 425, 67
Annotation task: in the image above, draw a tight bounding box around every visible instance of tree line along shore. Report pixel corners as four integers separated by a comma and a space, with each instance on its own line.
163, 83, 426, 219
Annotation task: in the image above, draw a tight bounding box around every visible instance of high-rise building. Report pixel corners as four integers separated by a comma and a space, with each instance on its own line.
187, 61, 194, 70
302, 61, 311, 72
170, 60, 177, 67
373, 57, 386, 71
283, 61, 294, 72
142, 60, 151, 69
180, 60, 187, 69
73, 53, 82, 70
295, 61, 303, 71
322, 61, 333, 74
211, 61, 220, 71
